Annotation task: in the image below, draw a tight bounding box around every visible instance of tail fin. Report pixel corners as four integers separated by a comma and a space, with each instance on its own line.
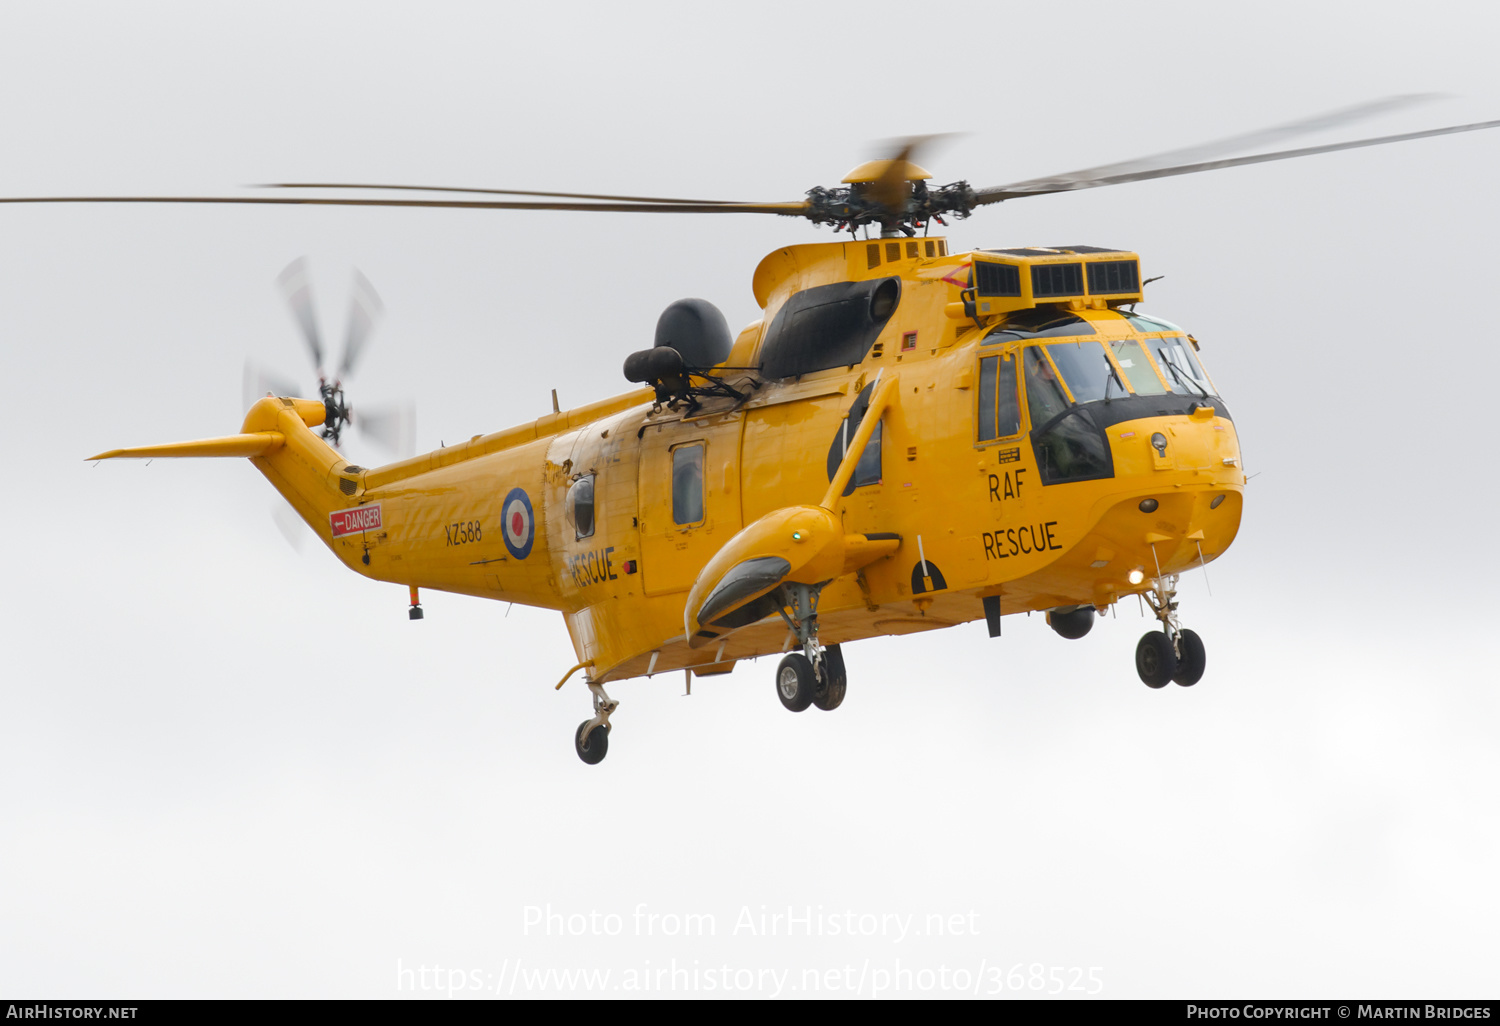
88, 397, 362, 552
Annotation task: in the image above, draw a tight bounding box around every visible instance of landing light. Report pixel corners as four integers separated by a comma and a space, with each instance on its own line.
1138, 498, 1159, 513
1210, 494, 1226, 509
1128, 569, 1145, 585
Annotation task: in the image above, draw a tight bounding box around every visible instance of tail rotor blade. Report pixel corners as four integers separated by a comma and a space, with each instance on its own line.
275, 257, 325, 375
270, 496, 308, 553
242, 359, 305, 410
338, 269, 384, 379
355, 402, 416, 460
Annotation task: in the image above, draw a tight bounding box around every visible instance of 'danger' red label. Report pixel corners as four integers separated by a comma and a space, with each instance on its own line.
330, 504, 382, 537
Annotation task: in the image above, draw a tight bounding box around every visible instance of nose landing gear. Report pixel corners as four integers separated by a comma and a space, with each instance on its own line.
1136, 573, 1207, 688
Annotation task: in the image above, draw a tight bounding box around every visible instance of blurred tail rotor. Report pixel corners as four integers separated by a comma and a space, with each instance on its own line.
353, 401, 417, 461
275, 257, 326, 376
242, 359, 305, 411
270, 495, 309, 553
250, 260, 416, 550
337, 268, 384, 380
263, 258, 411, 455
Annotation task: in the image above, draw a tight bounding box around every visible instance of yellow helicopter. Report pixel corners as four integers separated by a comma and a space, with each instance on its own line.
17, 98, 1499, 764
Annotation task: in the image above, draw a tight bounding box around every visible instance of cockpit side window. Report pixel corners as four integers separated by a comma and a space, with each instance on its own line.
1024, 347, 1071, 428
1020, 343, 1116, 485
977, 353, 1021, 441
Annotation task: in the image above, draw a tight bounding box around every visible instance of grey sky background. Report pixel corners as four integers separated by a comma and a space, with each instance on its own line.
2, 0, 1498, 998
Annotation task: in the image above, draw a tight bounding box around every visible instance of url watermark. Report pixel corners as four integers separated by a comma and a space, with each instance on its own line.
396, 958, 1103, 997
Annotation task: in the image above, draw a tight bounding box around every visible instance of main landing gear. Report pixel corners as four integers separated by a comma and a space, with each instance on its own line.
773, 582, 848, 713
573, 681, 619, 765
1135, 572, 1207, 688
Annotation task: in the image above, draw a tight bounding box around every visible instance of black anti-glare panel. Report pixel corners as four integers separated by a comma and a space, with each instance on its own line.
975, 261, 1022, 297
1031, 263, 1084, 298
1054, 245, 1125, 254
1086, 260, 1140, 294
987, 248, 1057, 257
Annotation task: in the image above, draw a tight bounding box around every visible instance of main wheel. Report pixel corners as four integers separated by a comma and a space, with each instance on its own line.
1047, 606, 1095, 640
1173, 629, 1206, 687
813, 644, 847, 711
574, 721, 609, 764
1136, 632, 1177, 688
776, 653, 816, 712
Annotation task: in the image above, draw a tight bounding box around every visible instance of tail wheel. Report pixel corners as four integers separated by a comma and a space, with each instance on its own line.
574, 721, 609, 765
776, 653, 817, 712
1135, 632, 1177, 688
813, 644, 847, 711
1173, 629, 1206, 687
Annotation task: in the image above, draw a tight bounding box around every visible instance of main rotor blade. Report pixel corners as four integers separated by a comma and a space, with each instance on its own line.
866, 134, 956, 212
274, 258, 325, 374
0, 194, 810, 215
976, 118, 1500, 203
982, 94, 1442, 199
337, 269, 383, 380
263, 182, 747, 205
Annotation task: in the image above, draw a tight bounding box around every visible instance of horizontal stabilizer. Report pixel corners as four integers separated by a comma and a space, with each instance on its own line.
88, 431, 285, 461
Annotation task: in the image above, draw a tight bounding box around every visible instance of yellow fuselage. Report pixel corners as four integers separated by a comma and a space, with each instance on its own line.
270, 238, 1244, 684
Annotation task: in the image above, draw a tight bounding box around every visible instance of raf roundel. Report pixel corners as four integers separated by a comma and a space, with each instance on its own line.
501, 487, 535, 560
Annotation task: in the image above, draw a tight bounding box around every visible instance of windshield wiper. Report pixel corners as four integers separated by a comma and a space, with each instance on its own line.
1163, 357, 1211, 400
1103, 364, 1124, 404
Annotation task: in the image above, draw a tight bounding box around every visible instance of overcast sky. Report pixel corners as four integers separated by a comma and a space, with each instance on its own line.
2, 0, 1498, 999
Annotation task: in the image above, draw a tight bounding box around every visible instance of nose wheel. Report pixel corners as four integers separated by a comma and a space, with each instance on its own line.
1137, 573, 1207, 688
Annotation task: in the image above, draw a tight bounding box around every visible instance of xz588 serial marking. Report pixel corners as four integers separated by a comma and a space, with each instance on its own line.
446, 520, 483, 546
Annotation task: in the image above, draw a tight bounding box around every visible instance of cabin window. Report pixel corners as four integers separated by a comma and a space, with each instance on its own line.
672, 444, 705, 525
1107, 339, 1168, 396
852, 422, 882, 487
825, 381, 884, 495
568, 474, 595, 540
977, 354, 1021, 441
